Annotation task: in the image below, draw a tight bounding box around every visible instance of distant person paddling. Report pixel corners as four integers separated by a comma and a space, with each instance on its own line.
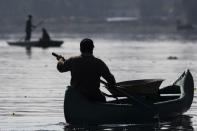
25, 15, 36, 41
54, 38, 116, 102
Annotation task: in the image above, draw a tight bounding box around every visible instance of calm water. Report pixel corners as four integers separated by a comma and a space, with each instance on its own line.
0, 35, 197, 130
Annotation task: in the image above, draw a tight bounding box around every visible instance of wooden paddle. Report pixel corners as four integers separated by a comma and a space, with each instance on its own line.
100, 79, 158, 115
111, 79, 163, 96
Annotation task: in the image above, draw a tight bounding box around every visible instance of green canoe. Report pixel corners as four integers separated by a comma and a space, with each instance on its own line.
64, 70, 194, 124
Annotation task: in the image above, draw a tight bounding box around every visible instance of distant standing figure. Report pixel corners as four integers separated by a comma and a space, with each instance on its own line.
25, 15, 35, 41
40, 28, 50, 41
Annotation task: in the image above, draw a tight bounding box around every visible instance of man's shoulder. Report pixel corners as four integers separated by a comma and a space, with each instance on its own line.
67, 56, 81, 60
69, 55, 105, 64
94, 57, 103, 62
70, 56, 81, 59
93, 57, 106, 65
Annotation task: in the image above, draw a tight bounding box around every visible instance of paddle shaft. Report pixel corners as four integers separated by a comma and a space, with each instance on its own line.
100, 79, 157, 114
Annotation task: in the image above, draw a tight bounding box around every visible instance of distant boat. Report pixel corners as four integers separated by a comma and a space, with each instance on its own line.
7, 40, 64, 48
176, 20, 194, 31
177, 24, 194, 31
106, 17, 138, 22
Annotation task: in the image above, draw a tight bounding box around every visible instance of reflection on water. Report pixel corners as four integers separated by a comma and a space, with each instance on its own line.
0, 36, 197, 130
64, 115, 193, 131
25, 46, 32, 59
159, 115, 193, 131
175, 115, 193, 130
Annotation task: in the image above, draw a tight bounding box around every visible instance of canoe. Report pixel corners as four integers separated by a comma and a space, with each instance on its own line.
7, 40, 63, 48
64, 69, 194, 124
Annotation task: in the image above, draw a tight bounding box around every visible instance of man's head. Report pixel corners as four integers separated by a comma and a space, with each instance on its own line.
80, 38, 94, 54
28, 14, 32, 19
42, 28, 46, 32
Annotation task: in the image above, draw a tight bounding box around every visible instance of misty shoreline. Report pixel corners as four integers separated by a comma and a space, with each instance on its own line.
1, 19, 197, 41
2, 32, 197, 42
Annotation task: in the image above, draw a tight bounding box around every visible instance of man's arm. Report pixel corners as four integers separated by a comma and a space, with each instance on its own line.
101, 61, 116, 88
57, 58, 72, 73
52, 52, 72, 73
57, 58, 66, 72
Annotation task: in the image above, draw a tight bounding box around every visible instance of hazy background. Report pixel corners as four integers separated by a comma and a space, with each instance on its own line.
0, 0, 197, 36
1, 1, 197, 130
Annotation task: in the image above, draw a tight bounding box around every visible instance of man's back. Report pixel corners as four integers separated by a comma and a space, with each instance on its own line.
41, 29, 50, 41
58, 54, 115, 102
71, 55, 106, 90
57, 38, 116, 102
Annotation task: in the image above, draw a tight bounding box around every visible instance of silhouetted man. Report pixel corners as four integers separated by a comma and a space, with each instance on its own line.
40, 28, 50, 41
25, 15, 35, 41
56, 38, 116, 102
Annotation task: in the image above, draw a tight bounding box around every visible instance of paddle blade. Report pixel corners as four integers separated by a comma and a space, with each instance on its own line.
116, 79, 164, 96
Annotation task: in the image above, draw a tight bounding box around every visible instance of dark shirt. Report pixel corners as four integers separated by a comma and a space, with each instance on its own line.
57, 54, 116, 102
41, 29, 50, 41
26, 19, 32, 32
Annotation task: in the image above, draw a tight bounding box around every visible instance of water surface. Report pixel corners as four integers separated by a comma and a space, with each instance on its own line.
0, 36, 197, 130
